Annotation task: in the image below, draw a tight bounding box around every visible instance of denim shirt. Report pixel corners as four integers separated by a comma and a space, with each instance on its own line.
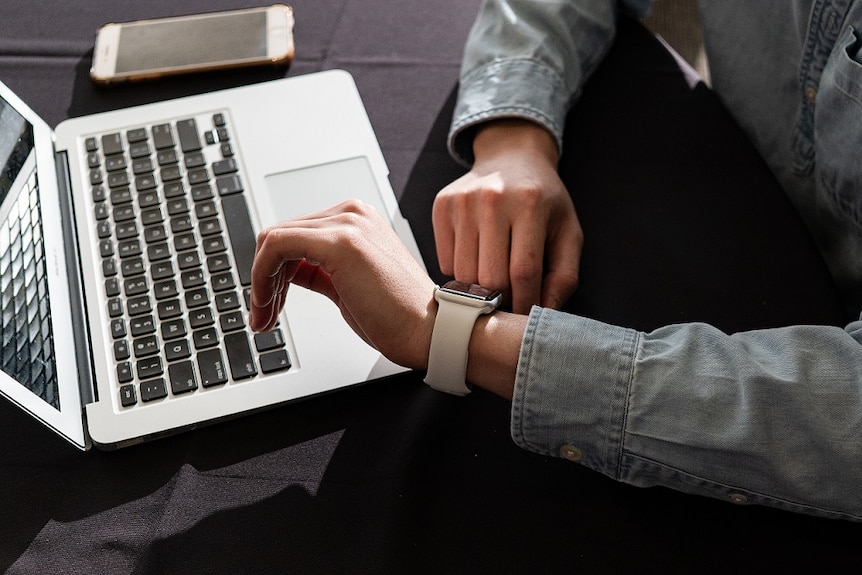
450, 0, 862, 521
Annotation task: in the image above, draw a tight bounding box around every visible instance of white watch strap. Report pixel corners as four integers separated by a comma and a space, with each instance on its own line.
424, 297, 486, 396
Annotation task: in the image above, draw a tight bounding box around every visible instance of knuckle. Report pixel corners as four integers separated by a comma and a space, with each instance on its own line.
510, 259, 541, 285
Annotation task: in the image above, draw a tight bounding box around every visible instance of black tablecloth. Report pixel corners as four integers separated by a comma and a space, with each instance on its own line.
1, 1, 860, 573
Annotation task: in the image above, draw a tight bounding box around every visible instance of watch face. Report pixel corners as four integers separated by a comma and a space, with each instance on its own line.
441, 280, 501, 301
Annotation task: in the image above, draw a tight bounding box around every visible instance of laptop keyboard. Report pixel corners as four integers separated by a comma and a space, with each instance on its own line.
85, 112, 291, 408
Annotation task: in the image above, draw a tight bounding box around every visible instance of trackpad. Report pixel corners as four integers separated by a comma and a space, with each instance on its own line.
264, 156, 387, 222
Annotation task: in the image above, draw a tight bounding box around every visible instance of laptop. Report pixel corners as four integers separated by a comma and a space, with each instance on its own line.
0, 69, 425, 450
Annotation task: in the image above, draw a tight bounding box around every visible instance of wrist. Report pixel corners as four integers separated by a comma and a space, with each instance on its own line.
466, 311, 527, 400
472, 118, 559, 167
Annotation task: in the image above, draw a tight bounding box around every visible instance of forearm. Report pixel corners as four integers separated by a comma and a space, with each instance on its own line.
514, 307, 862, 521
450, 0, 653, 164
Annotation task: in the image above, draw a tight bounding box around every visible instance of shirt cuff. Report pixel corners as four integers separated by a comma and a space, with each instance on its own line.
511, 306, 640, 480
448, 58, 570, 166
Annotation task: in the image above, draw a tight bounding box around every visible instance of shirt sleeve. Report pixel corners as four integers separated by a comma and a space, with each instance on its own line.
512, 306, 862, 521
449, 0, 653, 165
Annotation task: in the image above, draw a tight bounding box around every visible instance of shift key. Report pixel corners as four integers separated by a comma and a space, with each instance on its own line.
224, 332, 258, 380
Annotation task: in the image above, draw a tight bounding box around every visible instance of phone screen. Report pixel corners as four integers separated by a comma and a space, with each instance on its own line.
115, 11, 268, 74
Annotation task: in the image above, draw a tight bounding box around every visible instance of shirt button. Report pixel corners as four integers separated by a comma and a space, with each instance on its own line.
804, 85, 817, 103
559, 444, 583, 462
729, 493, 749, 505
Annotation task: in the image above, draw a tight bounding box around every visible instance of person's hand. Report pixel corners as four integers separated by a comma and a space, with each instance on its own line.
249, 200, 438, 370
433, 119, 583, 314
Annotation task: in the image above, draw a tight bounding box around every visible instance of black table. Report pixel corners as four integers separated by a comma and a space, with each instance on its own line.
1, 1, 859, 573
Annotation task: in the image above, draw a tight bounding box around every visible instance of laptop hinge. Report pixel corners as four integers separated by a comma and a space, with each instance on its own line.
55, 150, 97, 407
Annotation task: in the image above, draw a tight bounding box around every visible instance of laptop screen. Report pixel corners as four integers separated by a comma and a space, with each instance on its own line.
0, 96, 60, 410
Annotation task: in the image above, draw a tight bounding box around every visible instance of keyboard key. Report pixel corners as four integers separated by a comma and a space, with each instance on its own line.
97, 220, 111, 238
140, 378, 168, 402
117, 361, 133, 383
216, 174, 243, 196
176, 119, 201, 153
165, 339, 191, 361
111, 318, 126, 339
185, 287, 210, 308
203, 235, 226, 255
127, 127, 147, 142
132, 158, 154, 175
171, 215, 193, 234
118, 239, 142, 258
150, 261, 175, 281
224, 331, 257, 380
181, 269, 205, 289
211, 272, 235, 292
123, 277, 148, 296
113, 205, 135, 222
161, 318, 187, 340
141, 207, 164, 226
106, 156, 127, 172
127, 295, 152, 316
207, 255, 231, 274
152, 124, 175, 150
115, 222, 138, 240
193, 327, 219, 350
161, 166, 182, 182
212, 158, 237, 176
99, 239, 114, 258
119, 384, 137, 407
164, 182, 185, 198
184, 152, 206, 168
222, 194, 256, 286
188, 167, 209, 185
136, 356, 163, 380
157, 299, 182, 320
169, 361, 198, 395
114, 339, 130, 361
147, 243, 171, 261
107, 171, 130, 189
260, 350, 291, 374
135, 174, 157, 191
101, 133, 123, 156
254, 329, 285, 352
105, 277, 120, 297
129, 142, 151, 159
139, 191, 161, 209
157, 149, 179, 166
110, 188, 132, 205
133, 335, 159, 358
198, 349, 228, 387
215, 291, 240, 312
153, 279, 179, 300
178, 250, 201, 269
130, 315, 156, 337
219, 311, 244, 332
174, 233, 197, 252
189, 307, 214, 329
121, 257, 144, 277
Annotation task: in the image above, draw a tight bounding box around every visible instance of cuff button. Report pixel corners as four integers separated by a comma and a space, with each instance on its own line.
559, 444, 583, 462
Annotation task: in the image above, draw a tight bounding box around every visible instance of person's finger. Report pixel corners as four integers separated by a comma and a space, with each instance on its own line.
508, 218, 545, 314
432, 191, 457, 276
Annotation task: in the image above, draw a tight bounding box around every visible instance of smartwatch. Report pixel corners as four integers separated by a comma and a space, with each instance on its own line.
424, 280, 502, 396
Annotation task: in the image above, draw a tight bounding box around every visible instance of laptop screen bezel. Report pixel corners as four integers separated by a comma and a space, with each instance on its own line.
0, 80, 89, 450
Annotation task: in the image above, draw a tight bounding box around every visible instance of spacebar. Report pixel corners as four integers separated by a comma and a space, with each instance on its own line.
222, 194, 256, 286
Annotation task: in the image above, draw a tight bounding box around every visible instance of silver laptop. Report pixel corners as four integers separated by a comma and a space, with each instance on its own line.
0, 69, 424, 450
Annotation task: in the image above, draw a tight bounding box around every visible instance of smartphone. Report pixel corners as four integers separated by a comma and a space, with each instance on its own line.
90, 5, 295, 86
